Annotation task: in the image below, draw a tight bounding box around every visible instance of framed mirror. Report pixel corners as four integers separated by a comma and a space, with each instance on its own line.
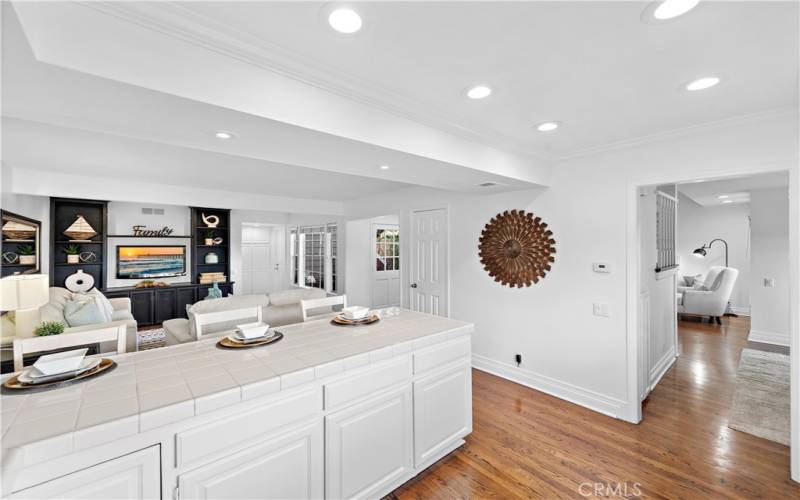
1, 210, 42, 277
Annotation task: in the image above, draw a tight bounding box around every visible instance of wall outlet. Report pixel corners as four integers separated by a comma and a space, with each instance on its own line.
515, 353, 522, 366
593, 302, 610, 317
593, 262, 611, 273
764, 278, 775, 288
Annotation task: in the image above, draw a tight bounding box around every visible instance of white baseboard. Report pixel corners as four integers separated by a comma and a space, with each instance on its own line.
648, 347, 677, 393
748, 329, 790, 346
472, 354, 628, 420
729, 306, 751, 316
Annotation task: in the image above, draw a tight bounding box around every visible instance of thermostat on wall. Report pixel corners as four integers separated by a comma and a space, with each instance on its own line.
593, 262, 611, 273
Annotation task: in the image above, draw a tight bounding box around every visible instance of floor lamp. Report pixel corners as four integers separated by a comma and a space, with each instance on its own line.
692, 239, 737, 317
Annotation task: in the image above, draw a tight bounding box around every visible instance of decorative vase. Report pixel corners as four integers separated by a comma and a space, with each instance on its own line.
66, 254, 80, 264
205, 252, 219, 264
19, 255, 36, 265
205, 282, 223, 300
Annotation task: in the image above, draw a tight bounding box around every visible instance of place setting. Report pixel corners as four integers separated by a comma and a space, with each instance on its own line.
216, 321, 283, 349
2, 348, 116, 393
331, 306, 380, 326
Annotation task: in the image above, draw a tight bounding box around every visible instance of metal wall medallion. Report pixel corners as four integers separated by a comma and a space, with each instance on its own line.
478, 210, 556, 287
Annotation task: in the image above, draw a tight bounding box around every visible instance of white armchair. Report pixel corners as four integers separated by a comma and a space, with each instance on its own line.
677, 266, 739, 323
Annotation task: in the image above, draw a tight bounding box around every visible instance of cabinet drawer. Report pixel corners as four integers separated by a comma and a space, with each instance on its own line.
413, 337, 470, 374
324, 357, 410, 411
176, 387, 321, 467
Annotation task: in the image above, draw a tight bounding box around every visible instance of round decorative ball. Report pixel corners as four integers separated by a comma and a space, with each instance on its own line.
478, 210, 556, 287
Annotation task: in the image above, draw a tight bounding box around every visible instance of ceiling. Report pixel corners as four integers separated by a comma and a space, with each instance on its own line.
678, 171, 789, 207
143, 0, 799, 157
2, 1, 798, 205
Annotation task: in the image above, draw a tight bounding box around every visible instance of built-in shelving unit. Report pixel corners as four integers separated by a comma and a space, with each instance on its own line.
50, 198, 108, 288
1, 210, 42, 278
190, 207, 231, 285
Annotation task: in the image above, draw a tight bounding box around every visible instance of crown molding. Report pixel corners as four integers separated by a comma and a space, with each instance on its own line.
79, 1, 553, 164
554, 107, 798, 162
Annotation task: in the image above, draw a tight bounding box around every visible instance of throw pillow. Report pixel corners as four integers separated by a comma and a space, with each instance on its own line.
64, 299, 105, 327
683, 275, 696, 287
74, 289, 114, 322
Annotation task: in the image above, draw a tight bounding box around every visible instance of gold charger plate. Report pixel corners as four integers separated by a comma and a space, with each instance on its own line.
331, 314, 380, 326
2, 358, 117, 393
217, 331, 284, 349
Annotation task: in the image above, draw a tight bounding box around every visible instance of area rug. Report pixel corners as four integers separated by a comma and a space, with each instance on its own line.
137, 328, 167, 351
728, 348, 790, 445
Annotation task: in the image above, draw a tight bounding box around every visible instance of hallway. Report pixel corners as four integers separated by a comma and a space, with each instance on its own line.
388, 316, 798, 498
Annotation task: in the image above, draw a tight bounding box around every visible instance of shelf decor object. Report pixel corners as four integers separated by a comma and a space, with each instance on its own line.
63, 215, 98, 241
64, 270, 95, 293
1, 210, 41, 277
478, 209, 556, 288
64, 245, 81, 264
201, 213, 220, 228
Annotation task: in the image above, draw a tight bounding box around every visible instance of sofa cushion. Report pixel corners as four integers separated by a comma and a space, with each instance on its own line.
111, 309, 135, 323
64, 300, 106, 327
163, 318, 193, 345
268, 288, 326, 307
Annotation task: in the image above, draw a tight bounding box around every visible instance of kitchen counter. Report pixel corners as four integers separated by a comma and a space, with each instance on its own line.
1, 310, 474, 498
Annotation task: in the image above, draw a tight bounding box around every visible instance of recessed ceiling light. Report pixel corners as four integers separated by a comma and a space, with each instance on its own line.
536, 121, 560, 132
328, 8, 362, 34
686, 76, 720, 91
465, 85, 492, 100
721, 200, 733, 204
379, 165, 390, 170
215, 131, 234, 139
718, 195, 730, 199
653, 0, 699, 20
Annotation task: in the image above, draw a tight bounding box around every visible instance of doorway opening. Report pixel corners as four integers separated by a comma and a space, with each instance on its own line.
631, 169, 797, 479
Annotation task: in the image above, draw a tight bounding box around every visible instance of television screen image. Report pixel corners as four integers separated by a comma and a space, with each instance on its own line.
117, 246, 186, 279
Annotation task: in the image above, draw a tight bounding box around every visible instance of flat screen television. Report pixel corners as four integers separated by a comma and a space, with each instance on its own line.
117, 245, 186, 279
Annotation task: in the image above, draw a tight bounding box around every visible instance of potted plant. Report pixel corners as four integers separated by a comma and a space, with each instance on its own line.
17, 244, 36, 265
64, 244, 81, 264
204, 229, 216, 246
34, 321, 65, 337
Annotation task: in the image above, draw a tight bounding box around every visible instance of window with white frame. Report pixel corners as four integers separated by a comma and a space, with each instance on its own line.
290, 223, 338, 292
656, 190, 677, 272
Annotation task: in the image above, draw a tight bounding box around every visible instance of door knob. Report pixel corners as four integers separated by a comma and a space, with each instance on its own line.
410, 283, 418, 288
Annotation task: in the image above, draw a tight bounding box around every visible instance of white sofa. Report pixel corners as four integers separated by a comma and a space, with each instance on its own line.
163, 287, 327, 345
677, 266, 739, 323
39, 287, 138, 353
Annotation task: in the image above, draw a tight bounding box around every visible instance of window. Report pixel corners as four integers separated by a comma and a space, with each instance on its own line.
656, 190, 677, 271
290, 223, 338, 293
375, 227, 399, 272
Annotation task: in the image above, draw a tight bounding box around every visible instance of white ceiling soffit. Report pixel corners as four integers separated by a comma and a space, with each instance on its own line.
9, 1, 551, 188
678, 171, 789, 207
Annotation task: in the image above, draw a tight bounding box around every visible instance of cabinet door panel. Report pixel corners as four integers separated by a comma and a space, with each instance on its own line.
176, 287, 196, 318
179, 420, 323, 500
130, 291, 154, 325
11, 446, 160, 499
154, 288, 178, 324
325, 385, 413, 500
413, 362, 472, 467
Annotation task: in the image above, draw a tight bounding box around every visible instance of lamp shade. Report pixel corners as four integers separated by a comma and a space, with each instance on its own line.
692, 247, 707, 258
0, 274, 49, 311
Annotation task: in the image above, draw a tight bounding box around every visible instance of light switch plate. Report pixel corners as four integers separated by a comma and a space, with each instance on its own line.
593, 302, 610, 317
764, 278, 775, 288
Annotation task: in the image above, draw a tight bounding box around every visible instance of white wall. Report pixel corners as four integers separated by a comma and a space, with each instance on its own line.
677, 194, 751, 314
749, 187, 791, 345
0, 192, 50, 274
344, 111, 799, 423
106, 201, 192, 288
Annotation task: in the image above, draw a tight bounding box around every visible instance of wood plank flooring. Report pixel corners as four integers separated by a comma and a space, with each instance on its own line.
388, 317, 798, 499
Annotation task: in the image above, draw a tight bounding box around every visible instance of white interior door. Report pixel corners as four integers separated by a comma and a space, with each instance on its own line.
242, 225, 279, 294
410, 208, 448, 317
372, 224, 401, 308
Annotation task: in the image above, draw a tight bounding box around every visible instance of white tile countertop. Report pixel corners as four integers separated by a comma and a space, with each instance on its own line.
0, 310, 472, 467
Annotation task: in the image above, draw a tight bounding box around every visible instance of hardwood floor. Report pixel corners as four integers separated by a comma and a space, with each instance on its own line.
388, 317, 798, 499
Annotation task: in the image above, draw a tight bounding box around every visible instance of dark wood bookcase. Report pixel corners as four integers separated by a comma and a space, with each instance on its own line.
190, 207, 231, 284
49, 198, 108, 288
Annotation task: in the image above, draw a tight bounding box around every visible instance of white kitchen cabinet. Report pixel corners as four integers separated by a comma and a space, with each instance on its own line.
325, 384, 413, 499
413, 362, 472, 467
10, 446, 160, 499
177, 419, 323, 500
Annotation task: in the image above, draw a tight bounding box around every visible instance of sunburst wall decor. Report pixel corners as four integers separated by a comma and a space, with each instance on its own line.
478, 209, 556, 287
